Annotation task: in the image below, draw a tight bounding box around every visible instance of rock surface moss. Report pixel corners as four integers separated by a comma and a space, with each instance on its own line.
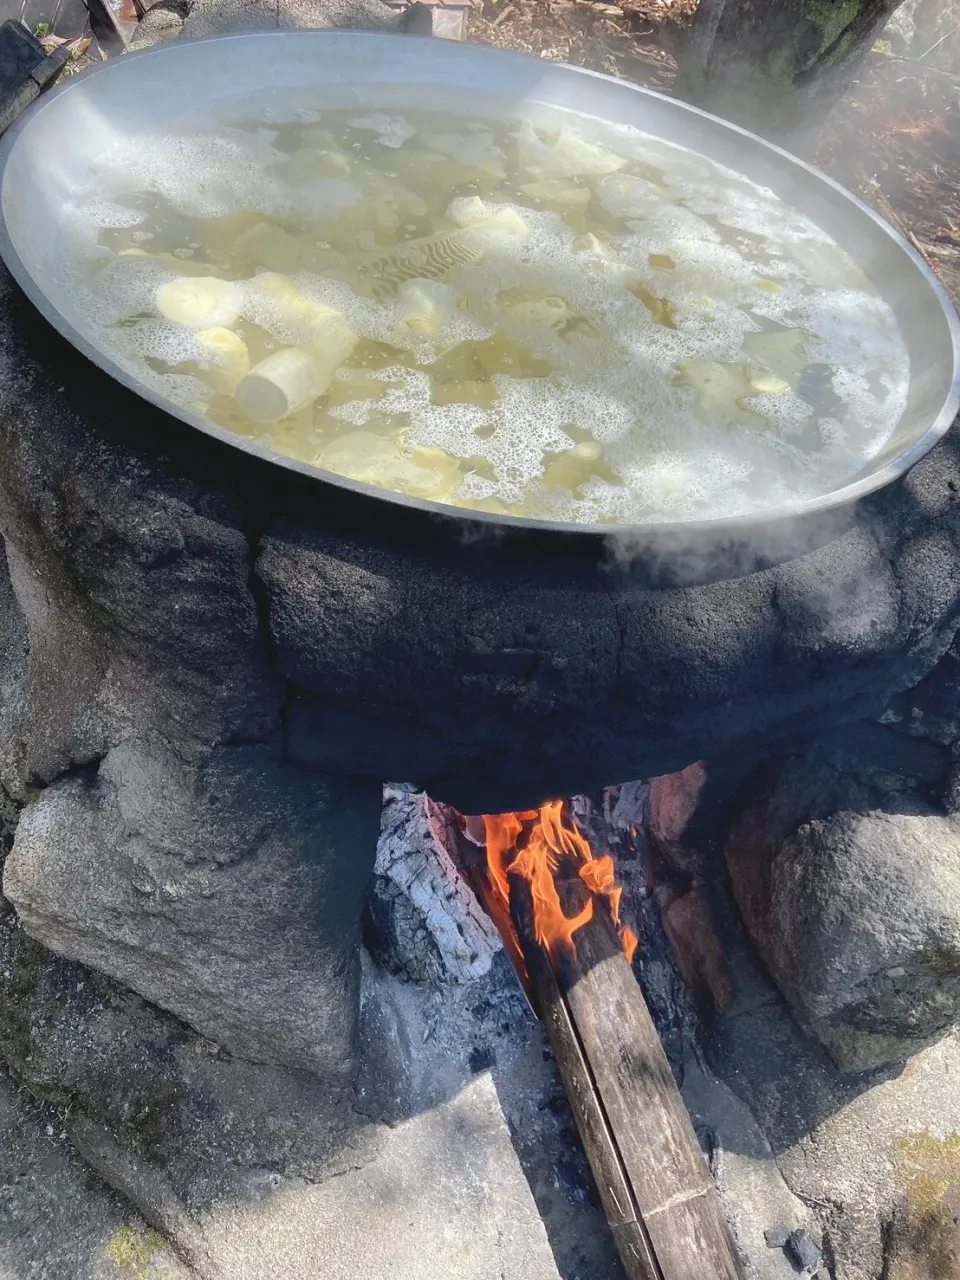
887, 1133, 960, 1279
107, 1224, 170, 1277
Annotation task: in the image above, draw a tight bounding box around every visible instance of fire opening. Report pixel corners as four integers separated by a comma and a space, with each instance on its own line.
462, 800, 639, 984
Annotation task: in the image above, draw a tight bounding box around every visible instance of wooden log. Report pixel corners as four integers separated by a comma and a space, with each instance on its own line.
510, 875, 745, 1280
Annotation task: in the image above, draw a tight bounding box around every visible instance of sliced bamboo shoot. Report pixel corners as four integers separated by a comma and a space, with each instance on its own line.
284, 145, 353, 181
464, 208, 529, 243
399, 278, 455, 337
235, 323, 358, 421
596, 172, 664, 220
741, 329, 808, 386
244, 273, 357, 344
745, 368, 790, 395
314, 431, 462, 500
114, 247, 227, 279
156, 276, 243, 329
502, 294, 572, 334
543, 441, 604, 491
447, 197, 490, 227
195, 327, 250, 393
230, 222, 311, 273
516, 120, 626, 180
520, 179, 592, 210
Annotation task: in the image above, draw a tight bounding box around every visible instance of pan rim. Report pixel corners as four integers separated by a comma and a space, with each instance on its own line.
0, 27, 957, 543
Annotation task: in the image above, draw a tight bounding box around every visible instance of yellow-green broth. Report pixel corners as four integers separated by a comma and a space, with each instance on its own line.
64, 98, 910, 524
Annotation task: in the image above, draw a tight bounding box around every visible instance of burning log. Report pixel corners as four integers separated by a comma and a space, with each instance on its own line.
465, 804, 745, 1280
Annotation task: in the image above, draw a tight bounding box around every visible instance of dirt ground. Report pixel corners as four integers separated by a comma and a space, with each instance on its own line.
470, 0, 692, 90
470, 0, 960, 304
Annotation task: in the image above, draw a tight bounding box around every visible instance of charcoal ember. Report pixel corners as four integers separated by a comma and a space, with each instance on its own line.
764, 1225, 791, 1249
788, 1228, 823, 1272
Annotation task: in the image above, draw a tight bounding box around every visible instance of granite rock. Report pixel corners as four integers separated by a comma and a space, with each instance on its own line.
2, 738, 382, 1082
725, 745, 960, 1071
880, 633, 960, 751
883, 1131, 960, 1280
681, 1061, 812, 1280
128, 0, 189, 48
71, 1074, 566, 1280
771, 1033, 960, 1280
703, 853, 960, 1280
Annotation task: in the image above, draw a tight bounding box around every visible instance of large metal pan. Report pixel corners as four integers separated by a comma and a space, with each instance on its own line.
0, 29, 957, 545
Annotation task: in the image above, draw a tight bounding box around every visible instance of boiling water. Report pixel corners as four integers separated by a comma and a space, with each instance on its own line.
62, 95, 910, 525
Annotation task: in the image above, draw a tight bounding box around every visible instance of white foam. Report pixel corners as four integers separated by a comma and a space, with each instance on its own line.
70, 199, 146, 229
742, 390, 814, 434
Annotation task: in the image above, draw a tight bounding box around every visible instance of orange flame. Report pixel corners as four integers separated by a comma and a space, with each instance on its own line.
479, 800, 638, 971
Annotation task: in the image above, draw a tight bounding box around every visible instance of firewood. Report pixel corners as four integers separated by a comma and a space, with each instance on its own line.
509, 874, 746, 1280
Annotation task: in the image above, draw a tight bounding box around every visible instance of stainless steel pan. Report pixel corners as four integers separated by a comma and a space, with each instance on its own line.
0, 30, 957, 540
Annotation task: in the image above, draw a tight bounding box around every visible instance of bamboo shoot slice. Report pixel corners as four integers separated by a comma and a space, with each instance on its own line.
520, 179, 592, 210
236, 348, 332, 422
230, 222, 311, 273
113, 248, 226, 279
195, 328, 250, 394
235, 319, 358, 421
515, 120, 626, 180
244, 273, 357, 344
156, 277, 243, 329
502, 294, 572, 334
463, 208, 529, 244
741, 329, 808, 386
399, 278, 455, 337
447, 197, 490, 227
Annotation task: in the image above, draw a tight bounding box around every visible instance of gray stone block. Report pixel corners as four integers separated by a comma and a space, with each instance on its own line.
2, 738, 382, 1081
128, 2, 188, 49
71, 1073, 564, 1280
725, 745, 960, 1071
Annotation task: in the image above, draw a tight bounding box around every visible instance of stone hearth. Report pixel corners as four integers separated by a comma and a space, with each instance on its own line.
2, 5, 960, 1279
